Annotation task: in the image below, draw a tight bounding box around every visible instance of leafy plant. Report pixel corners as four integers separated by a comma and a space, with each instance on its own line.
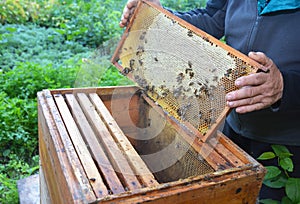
161, 0, 207, 11
0, 0, 126, 48
258, 145, 300, 204
0, 61, 81, 203
53, 0, 125, 48
0, 62, 80, 99
0, 0, 40, 24
0, 154, 39, 203
0, 24, 90, 71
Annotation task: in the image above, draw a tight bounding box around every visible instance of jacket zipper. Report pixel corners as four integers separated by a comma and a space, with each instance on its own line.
246, 1, 262, 52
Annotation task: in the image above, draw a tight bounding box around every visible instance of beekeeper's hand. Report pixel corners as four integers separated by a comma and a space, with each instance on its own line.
119, 0, 162, 28
226, 52, 284, 114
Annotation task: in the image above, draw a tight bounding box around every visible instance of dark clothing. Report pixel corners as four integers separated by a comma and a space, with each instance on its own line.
170, 0, 300, 146
169, 0, 300, 201
223, 121, 300, 200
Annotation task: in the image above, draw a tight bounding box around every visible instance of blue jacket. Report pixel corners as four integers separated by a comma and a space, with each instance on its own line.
171, 0, 300, 145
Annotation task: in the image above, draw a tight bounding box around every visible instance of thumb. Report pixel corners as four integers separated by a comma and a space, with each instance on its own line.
248, 51, 272, 72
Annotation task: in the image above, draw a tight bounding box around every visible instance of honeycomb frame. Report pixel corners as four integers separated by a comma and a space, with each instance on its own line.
111, 0, 260, 141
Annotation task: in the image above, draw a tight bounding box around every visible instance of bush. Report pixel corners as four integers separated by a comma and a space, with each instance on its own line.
0, 61, 81, 203
258, 145, 300, 204
0, 154, 39, 203
161, 0, 207, 11
0, 62, 79, 99
0, 92, 37, 159
0, 0, 126, 48
0, 24, 90, 71
52, 0, 125, 48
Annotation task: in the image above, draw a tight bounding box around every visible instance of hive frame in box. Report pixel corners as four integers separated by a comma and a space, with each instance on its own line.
38, 86, 266, 204
111, 0, 261, 142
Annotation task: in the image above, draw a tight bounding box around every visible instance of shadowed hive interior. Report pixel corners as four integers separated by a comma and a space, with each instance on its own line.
99, 89, 215, 184
122, 92, 215, 183
112, 0, 259, 137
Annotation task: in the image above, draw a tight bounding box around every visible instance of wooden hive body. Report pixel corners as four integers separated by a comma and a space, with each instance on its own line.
39, 86, 265, 204
39, 1, 266, 203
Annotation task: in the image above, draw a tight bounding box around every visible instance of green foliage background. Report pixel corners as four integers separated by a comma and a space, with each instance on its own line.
0, 0, 206, 203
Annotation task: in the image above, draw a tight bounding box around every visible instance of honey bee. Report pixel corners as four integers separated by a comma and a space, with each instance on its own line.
210, 85, 216, 90
210, 117, 217, 124
184, 87, 191, 92
199, 111, 202, 119
185, 68, 193, 74
188, 61, 192, 68
189, 71, 195, 79
129, 59, 135, 69
121, 67, 132, 75
194, 89, 199, 97
241, 65, 247, 70
211, 68, 216, 73
136, 46, 144, 56
160, 85, 166, 89
139, 35, 145, 40
234, 70, 239, 76
213, 76, 218, 82
203, 36, 209, 42
139, 59, 143, 66
176, 73, 185, 84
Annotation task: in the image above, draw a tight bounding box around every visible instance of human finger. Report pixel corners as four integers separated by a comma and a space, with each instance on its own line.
234, 102, 266, 114
248, 51, 272, 72
120, 0, 138, 28
234, 72, 268, 88
226, 86, 262, 102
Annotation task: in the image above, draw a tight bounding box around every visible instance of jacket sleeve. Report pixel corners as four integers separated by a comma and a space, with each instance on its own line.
166, 0, 228, 39
279, 70, 300, 111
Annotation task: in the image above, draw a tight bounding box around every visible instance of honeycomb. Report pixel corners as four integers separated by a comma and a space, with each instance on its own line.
112, 0, 259, 139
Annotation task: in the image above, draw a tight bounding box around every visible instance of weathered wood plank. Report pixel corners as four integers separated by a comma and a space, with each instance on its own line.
98, 168, 263, 204
44, 90, 96, 202
89, 93, 159, 187
50, 86, 139, 97
76, 93, 142, 190
54, 93, 109, 197
38, 91, 87, 204
218, 132, 257, 165
214, 140, 244, 167
39, 129, 64, 204
65, 94, 125, 194
40, 166, 50, 204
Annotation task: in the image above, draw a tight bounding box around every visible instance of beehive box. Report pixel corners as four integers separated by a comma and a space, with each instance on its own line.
38, 86, 265, 204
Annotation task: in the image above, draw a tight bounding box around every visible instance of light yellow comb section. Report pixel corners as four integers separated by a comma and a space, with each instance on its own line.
112, 0, 260, 141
